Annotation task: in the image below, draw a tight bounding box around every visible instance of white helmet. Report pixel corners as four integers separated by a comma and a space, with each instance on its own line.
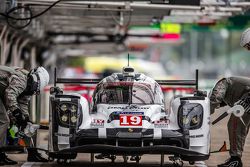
240, 28, 250, 47
36, 67, 50, 91
28, 67, 49, 94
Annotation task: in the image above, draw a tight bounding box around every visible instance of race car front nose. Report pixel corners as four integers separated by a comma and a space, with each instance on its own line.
74, 128, 188, 149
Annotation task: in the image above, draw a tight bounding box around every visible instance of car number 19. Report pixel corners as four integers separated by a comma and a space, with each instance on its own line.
120, 115, 142, 126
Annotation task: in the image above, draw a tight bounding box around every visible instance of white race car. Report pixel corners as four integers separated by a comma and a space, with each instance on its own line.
48, 66, 210, 166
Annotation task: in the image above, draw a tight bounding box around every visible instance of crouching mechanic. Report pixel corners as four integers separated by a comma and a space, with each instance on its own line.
0, 66, 49, 165
210, 77, 250, 167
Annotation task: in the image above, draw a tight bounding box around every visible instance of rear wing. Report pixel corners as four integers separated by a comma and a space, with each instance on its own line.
54, 68, 199, 90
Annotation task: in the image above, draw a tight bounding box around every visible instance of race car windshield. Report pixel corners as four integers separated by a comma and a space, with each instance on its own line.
96, 82, 162, 105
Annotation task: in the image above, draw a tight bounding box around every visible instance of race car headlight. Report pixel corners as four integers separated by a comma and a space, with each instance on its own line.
61, 115, 68, 122
191, 115, 199, 126
57, 102, 79, 127
71, 105, 77, 113
60, 104, 68, 112
183, 116, 189, 125
178, 102, 203, 130
71, 116, 77, 123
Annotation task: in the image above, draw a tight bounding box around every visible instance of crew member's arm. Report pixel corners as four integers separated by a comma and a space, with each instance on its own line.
209, 78, 228, 114
18, 95, 31, 116
5, 74, 27, 112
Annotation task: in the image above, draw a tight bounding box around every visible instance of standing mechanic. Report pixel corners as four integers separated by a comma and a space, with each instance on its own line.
209, 28, 250, 167
0, 66, 49, 165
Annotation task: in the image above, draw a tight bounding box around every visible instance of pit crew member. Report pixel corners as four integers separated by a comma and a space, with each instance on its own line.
210, 76, 250, 167
0, 66, 49, 165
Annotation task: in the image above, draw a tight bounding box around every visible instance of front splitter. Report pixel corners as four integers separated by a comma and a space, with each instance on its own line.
52, 144, 209, 161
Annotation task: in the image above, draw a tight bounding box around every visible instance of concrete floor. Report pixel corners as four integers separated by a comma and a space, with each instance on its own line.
6, 108, 250, 167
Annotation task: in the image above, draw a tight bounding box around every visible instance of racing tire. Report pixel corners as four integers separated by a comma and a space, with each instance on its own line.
136, 156, 141, 164
57, 159, 64, 164
189, 161, 195, 165
110, 155, 116, 163
123, 156, 128, 163
173, 161, 184, 167
48, 157, 54, 162
57, 159, 70, 164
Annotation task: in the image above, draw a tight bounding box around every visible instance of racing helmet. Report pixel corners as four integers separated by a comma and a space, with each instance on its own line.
27, 67, 49, 94
240, 28, 250, 48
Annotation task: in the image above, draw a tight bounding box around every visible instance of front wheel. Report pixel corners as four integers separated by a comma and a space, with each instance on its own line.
57, 158, 71, 164
189, 161, 195, 165
48, 157, 54, 162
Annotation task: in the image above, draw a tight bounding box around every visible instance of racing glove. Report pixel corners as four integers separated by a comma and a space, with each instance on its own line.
12, 109, 29, 129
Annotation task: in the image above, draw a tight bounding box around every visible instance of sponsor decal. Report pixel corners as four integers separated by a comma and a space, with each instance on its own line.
120, 115, 142, 126
153, 120, 169, 128
91, 119, 105, 127
114, 111, 144, 115
108, 106, 150, 110
190, 134, 204, 138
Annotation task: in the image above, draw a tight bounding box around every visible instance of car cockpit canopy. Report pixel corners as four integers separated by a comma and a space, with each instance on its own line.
94, 82, 164, 105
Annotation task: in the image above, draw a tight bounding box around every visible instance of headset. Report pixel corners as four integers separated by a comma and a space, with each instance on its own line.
25, 68, 40, 95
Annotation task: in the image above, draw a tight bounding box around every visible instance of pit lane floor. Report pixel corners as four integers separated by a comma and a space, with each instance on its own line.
7, 108, 250, 167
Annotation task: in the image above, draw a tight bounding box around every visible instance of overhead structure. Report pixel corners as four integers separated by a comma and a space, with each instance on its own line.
0, 0, 249, 61
2, 0, 248, 32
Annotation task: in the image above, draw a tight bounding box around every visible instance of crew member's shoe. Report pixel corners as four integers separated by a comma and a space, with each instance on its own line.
27, 148, 48, 162
218, 156, 243, 167
0, 152, 17, 166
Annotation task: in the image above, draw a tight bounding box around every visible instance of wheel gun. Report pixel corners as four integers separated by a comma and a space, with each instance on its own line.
212, 105, 245, 125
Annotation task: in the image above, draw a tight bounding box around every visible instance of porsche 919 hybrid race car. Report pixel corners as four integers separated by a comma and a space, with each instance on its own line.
48, 66, 210, 166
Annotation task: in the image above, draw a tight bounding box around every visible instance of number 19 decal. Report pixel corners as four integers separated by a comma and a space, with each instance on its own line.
120, 115, 142, 126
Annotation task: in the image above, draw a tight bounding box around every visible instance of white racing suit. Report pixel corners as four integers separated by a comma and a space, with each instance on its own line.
0, 66, 30, 148
210, 77, 250, 157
